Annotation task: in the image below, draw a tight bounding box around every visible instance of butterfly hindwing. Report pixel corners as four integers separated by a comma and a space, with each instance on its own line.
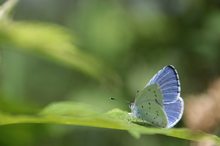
133, 84, 168, 127
164, 97, 184, 128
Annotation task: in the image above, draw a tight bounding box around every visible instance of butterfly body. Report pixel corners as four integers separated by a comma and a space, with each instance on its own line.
130, 65, 184, 128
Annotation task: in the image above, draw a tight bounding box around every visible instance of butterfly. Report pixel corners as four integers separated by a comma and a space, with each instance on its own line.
130, 65, 184, 128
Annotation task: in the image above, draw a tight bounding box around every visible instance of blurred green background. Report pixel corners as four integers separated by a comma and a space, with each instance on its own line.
1, 0, 220, 145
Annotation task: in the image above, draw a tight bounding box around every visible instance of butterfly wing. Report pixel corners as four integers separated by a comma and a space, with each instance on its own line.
146, 65, 180, 103
146, 65, 184, 128
131, 84, 168, 127
164, 97, 184, 128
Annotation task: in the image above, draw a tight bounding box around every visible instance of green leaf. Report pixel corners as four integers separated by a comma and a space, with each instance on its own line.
0, 0, 18, 21
0, 21, 120, 83
0, 101, 219, 144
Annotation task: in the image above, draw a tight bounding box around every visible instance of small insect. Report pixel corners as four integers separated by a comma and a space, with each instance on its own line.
130, 65, 184, 128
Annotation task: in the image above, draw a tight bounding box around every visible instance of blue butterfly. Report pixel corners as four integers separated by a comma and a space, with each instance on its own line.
130, 65, 184, 128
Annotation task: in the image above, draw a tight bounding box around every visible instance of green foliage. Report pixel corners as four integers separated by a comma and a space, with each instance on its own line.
0, 21, 119, 83
0, 101, 218, 144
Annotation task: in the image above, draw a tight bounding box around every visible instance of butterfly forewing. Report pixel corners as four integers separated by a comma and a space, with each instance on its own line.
146, 65, 180, 103
133, 84, 168, 127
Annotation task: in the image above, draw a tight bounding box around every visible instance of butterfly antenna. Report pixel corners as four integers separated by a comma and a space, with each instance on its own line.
109, 97, 130, 104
